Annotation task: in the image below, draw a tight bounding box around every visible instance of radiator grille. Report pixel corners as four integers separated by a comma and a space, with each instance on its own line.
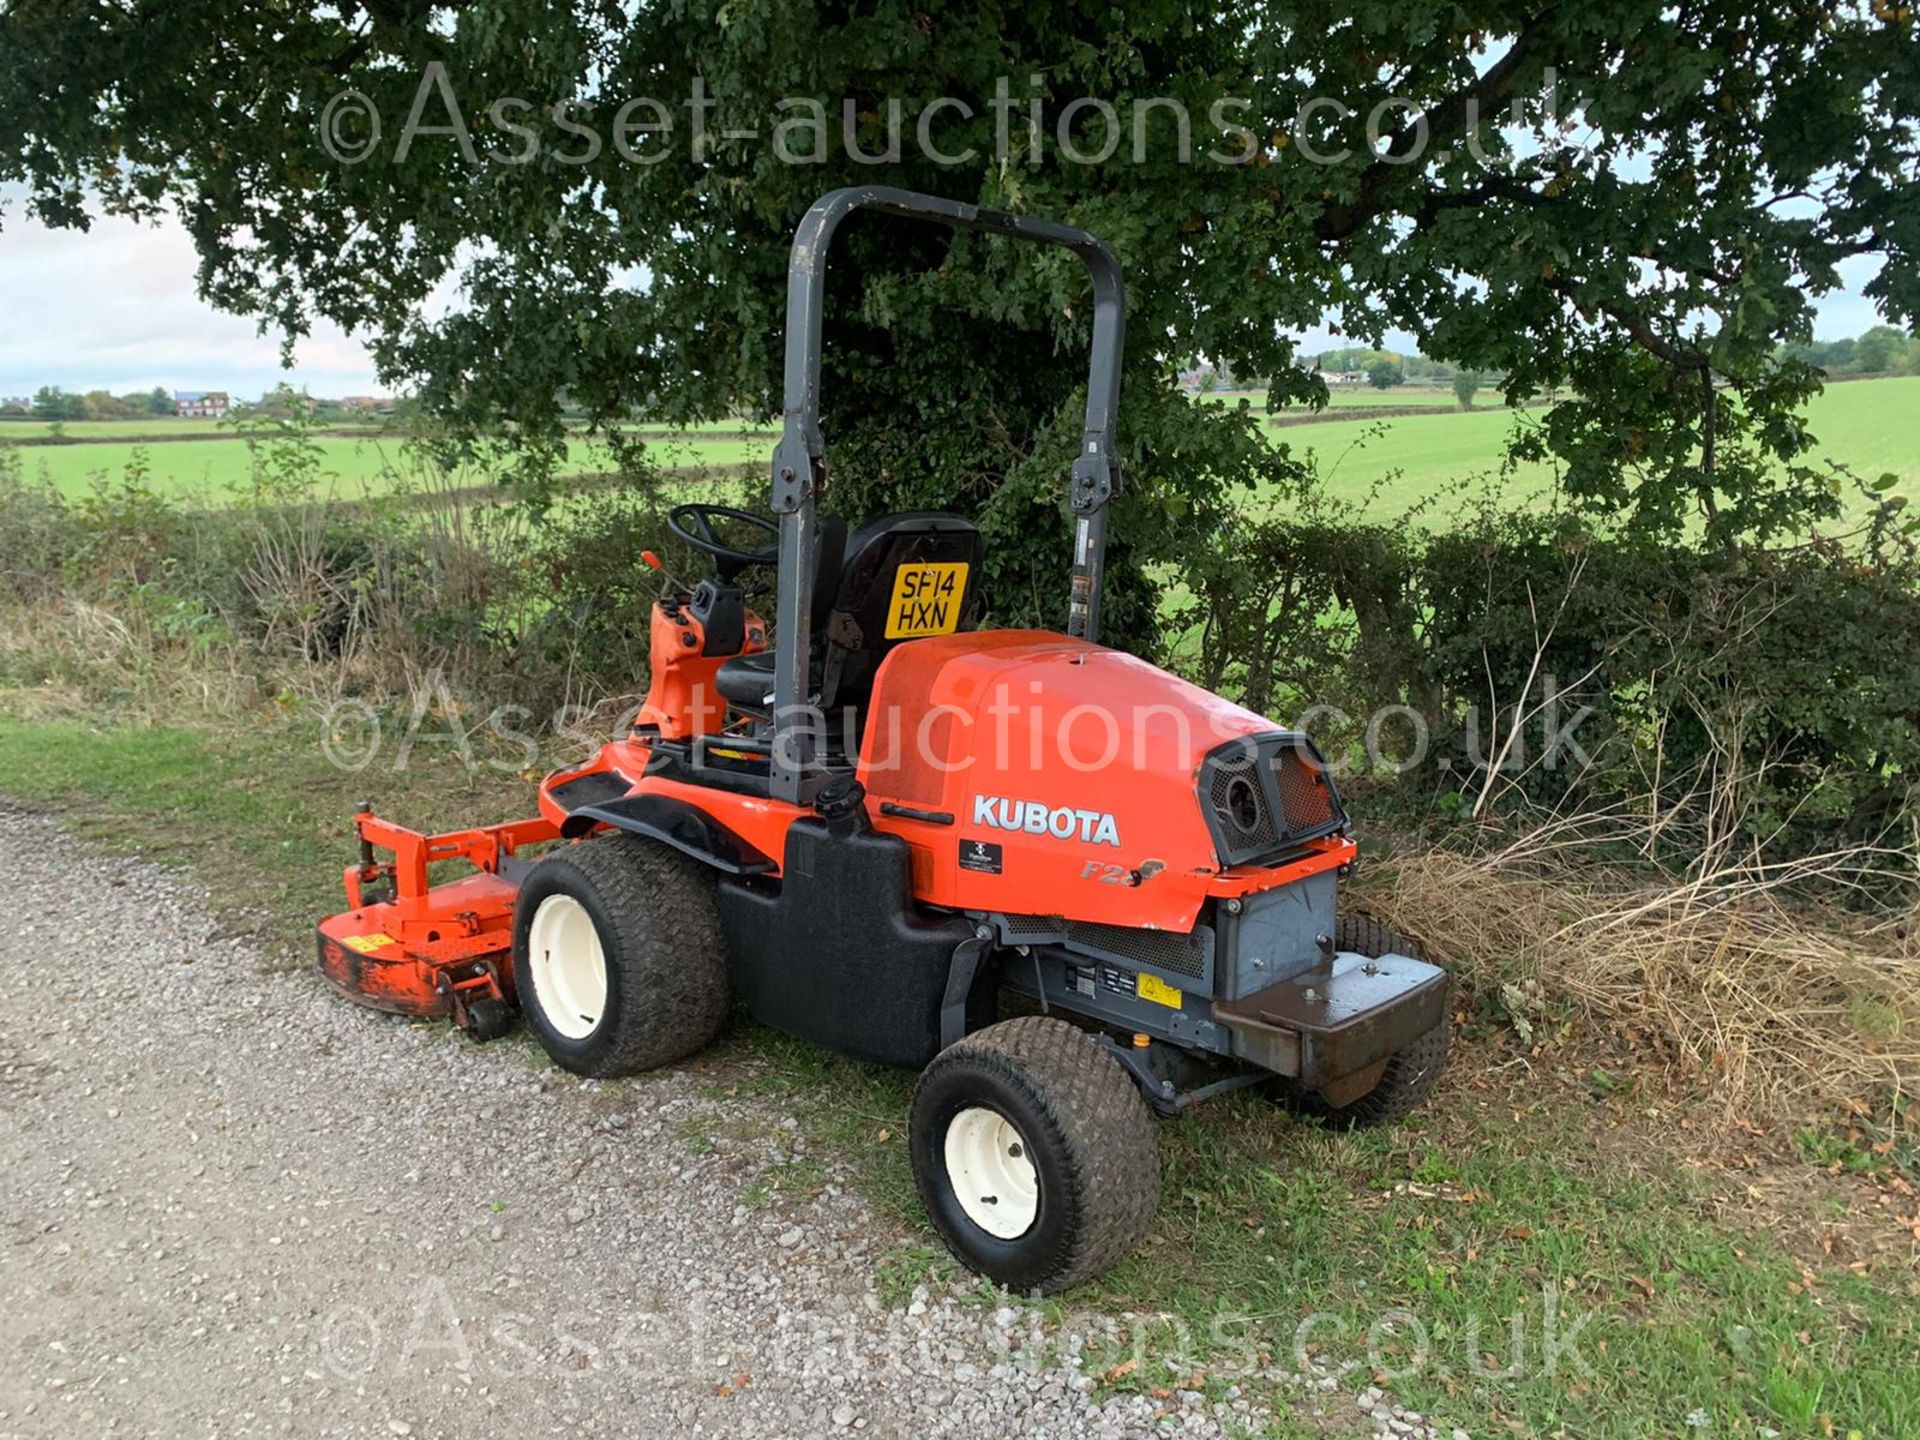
1201, 734, 1347, 866
1003, 913, 1066, 940
1208, 757, 1279, 849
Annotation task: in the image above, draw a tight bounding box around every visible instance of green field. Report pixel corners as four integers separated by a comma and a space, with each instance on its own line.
1249, 375, 1920, 516
10, 433, 763, 502
9, 377, 1915, 516
1208, 385, 1472, 410
0, 417, 248, 440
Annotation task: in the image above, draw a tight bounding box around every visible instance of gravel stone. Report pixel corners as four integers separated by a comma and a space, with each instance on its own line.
0, 803, 1317, 1439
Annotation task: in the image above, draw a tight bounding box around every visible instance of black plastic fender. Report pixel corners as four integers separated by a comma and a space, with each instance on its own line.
565, 793, 776, 876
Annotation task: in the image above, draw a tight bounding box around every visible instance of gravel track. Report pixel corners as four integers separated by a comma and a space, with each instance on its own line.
0, 804, 1355, 1440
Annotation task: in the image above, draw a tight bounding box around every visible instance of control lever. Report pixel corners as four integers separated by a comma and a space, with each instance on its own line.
640, 548, 694, 599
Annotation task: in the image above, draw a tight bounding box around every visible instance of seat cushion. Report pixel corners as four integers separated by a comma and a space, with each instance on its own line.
715, 650, 778, 709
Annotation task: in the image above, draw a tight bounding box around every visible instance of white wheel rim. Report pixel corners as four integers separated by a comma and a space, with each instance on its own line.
943, 1106, 1039, 1240
527, 894, 608, 1041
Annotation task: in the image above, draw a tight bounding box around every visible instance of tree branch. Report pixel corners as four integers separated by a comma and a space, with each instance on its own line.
1312, 6, 1563, 242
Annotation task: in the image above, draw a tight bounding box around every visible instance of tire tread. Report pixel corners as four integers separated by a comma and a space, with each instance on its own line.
919, 1017, 1159, 1293
517, 834, 728, 1076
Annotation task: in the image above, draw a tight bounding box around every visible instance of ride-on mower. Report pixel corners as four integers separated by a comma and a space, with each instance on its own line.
318, 187, 1450, 1294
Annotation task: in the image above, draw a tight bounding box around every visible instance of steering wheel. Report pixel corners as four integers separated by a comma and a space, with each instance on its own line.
665, 503, 780, 577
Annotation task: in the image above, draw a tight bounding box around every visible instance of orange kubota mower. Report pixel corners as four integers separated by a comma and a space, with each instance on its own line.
319, 187, 1449, 1294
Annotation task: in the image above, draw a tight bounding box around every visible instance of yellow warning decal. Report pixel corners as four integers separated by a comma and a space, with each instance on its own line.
1136, 972, 1183, 1009
339, 932, 399, 954
884, 562, 969, 638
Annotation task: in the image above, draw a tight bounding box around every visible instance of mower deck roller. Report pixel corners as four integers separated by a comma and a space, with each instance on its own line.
317, 187, 1451, 1293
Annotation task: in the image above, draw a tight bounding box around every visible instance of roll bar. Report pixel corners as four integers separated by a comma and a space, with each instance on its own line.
766, 186, 1127, 803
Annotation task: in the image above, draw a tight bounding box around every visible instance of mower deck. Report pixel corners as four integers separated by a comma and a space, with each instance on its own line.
315, 809, 559, 1035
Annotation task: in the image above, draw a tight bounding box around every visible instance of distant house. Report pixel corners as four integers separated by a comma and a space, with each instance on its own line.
337, 395, 392, 412
174, 390, 230, 419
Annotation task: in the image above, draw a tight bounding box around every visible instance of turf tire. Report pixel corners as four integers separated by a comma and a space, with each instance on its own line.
511, 834, 728, 1078
910, 1017, 1159, 1295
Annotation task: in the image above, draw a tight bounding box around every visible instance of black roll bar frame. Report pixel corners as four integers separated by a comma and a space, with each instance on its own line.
764, 186, 1126, 803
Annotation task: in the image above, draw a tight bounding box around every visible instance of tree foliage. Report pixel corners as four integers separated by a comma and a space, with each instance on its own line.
31, 386, 85, 421
3, 1, 1916, 646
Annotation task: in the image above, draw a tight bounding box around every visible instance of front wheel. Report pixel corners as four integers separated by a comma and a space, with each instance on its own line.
909, 1017, 1160, 1295
511, 834, 729, 1077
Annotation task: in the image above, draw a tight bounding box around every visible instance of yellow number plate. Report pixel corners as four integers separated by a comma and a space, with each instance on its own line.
339, 932, 399, 954
884, 562, 969, 639
1136, 972, 1184, 1009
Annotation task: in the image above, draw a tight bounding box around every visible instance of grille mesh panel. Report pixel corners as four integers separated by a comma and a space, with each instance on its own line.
1272, 743, 1339, 833
1065, 920, 1208, 981
1208, 760, 1279, 849
1003, 913, 1066, 939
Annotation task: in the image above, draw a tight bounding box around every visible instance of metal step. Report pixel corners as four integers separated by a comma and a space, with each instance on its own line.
1213, 950, 1448, 1087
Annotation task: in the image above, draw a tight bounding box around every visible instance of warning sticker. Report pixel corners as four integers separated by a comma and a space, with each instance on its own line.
1135, 972, 1184, 1010
338, 932, 399, 954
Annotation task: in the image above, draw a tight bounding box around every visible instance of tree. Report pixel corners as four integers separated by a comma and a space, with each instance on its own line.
144, 387, 176, 416
1852, 325, 1910, 375
1452, 370, 1485, 409
3, 1, 1915, 625
85, 390, 136, 420
1367, 360, 1404, 391
30, 386, 85, 422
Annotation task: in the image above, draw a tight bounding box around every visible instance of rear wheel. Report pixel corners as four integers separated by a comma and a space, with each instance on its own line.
909, 1017, 1159, 1295
1283, 914, 1450, 1128
511, 834, 728, 1077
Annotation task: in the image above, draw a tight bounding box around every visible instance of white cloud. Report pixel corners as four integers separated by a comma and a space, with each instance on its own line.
0, 194, 384, 399
0, 188, 1898, 403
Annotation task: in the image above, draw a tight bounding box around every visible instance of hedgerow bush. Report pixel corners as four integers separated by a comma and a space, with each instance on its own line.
5, 432, 1915, 869
1173, 502, 1920, 863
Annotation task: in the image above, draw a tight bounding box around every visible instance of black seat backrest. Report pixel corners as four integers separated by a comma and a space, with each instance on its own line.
812, 512, 849, 621
818, 511, 983, 712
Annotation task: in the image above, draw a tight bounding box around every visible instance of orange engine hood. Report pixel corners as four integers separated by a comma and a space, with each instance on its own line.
856, 630, 1302, 928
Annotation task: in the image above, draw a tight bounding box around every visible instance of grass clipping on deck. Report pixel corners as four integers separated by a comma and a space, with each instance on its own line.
1362, 812, 1919, 1120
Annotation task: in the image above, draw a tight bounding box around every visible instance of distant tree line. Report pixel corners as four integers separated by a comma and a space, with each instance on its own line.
0, 386, 406, 424
1308, 322, 1919, 407
0, 385, 177, 420
1779, 325, 1917, 376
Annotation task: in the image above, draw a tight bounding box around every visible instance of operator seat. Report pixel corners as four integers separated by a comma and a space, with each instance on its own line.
715, 511, 983, 720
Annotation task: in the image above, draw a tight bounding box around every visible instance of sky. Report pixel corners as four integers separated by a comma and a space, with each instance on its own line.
0, 197, 1896, 403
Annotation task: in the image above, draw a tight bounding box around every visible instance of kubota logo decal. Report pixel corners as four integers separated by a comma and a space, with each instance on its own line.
972, 795, 1121, 848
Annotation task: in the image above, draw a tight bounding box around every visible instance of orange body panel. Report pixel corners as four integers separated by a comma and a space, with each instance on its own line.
537, 627, 1352, 933
854, 630, 1344, 929
634, 599, 767, 739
